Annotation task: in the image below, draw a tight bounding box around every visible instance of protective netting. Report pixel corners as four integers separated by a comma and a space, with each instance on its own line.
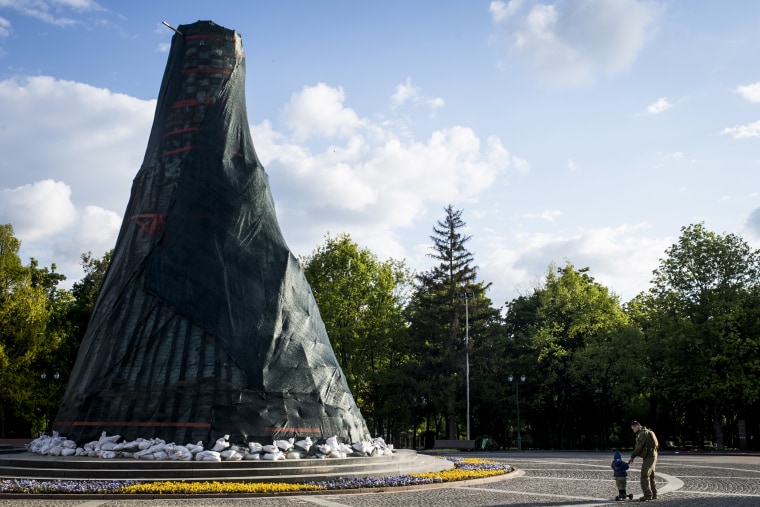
53, 20, 370, 446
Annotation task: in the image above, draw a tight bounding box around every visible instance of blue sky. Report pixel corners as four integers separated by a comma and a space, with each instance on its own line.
1, 0, 759, 308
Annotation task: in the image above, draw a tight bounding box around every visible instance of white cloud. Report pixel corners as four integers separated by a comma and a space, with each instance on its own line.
0, 180, 120, 281
282, 83, 366, 142
72, 205, 121, 246
0, 16, 10, 37
0, 0, 74, 26
391, 77, 420, 109
647, 97, 672, 114
390, 77, 445, 115
523, 209, 562, 222
53, 0, 102, 10
722, 120, 760, 139
491, 0, 661, 86
0, 76, 154, 208
255, 83, 519, 260
745, 207, 760, 239
427, 97, 445, 110
567, 158, 577, 172
736, 82, 760, 103
481, 223, 670, 303
0, 75, 153, 281
0, 180, 77, 241
490, 0, 523, 23
0, 76, 522, 291
512, 156, 530, 174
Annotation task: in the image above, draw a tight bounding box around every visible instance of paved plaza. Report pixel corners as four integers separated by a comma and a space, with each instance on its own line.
1, 451, 759, 506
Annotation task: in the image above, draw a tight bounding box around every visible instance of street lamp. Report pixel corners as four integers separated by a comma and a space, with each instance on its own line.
508, 374, 526, 451
459, 291, 474, 440
40, 371, 60, 434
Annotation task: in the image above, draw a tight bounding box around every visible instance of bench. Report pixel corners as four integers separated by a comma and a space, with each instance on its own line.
432, 439, 476, 451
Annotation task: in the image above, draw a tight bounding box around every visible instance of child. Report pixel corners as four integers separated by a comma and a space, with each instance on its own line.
611, 450, 634, 500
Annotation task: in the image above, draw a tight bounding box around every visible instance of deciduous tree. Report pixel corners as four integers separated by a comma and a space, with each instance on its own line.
301, 233, 411, 439
0, 224, 69, 437
643, 223, 760, 449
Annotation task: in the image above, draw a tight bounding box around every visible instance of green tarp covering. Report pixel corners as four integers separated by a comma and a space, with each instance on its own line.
54, 21, 370, 446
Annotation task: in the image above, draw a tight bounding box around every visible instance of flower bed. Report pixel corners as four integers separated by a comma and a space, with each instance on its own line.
0, 457, 512, 495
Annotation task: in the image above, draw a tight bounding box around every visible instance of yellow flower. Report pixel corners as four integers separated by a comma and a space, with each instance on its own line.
117, 481, 326, 494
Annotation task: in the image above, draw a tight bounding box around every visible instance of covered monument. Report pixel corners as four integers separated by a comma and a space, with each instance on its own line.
53, 21, 370, 446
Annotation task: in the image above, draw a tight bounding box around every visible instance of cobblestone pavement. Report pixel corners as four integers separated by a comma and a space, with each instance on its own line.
2, 451, 759, 506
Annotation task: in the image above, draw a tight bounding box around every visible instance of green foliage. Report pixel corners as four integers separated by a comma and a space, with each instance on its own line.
4, 216, 760, 450
301, 233, 412, 437
405, 206, 503, 440
639, 223, 760, 449
506, 262, 637, 449
0, 224, 71, 437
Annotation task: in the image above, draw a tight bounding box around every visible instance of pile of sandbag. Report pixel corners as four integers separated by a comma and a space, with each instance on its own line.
27, 432, 393, 461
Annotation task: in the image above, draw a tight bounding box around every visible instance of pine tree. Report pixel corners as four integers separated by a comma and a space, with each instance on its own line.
406, 205, 498, 440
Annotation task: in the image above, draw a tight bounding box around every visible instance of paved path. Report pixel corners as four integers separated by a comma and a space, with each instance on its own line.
2, 451, 759, 506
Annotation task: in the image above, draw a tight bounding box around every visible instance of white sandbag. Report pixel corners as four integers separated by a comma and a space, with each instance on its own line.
61, 448, 76, 457
295, 437, 312, 452
195, 450, 221, 462
212, 434, 230, 452
262, 451, 285, 461
120, 441, 140, 452
352, 441, 373, 454
220, 449, 243, 461
185, 441, 204, 454
100, 441, 117, 451
262, 444, 278, 453
244, 452, 261, 460
285, 450, 303, 460
274, 438, 294, 451
248, 442, 263, 453
98, 432, 121, 444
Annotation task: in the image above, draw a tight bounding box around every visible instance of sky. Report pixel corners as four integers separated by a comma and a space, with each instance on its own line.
1, 0, 760, 308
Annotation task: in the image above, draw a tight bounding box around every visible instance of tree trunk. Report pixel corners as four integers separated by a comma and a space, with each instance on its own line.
713, 403, 724, 451
447, 397, 457, 439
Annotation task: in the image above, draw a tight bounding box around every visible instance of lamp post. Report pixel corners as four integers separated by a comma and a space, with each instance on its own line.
40, 371, 60, 434
508, 374, 526, 451
459, 291, 474, 440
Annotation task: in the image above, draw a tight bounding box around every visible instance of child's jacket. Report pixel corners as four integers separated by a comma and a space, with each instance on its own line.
611, 450, 629, 477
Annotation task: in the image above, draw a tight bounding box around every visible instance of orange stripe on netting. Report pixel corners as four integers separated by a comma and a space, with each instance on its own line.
67, 421, 211, 428
183, 67, 232, 75
163, 127, 199, 138
158, 146, 194, 157
185, 34, 236, 42
172, 98, 216, 108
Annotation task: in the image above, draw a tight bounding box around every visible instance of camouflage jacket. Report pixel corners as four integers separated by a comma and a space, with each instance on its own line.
631, 427, 659, 459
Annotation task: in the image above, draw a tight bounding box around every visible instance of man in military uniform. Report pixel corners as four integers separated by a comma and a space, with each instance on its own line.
628, 421, 659, 501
